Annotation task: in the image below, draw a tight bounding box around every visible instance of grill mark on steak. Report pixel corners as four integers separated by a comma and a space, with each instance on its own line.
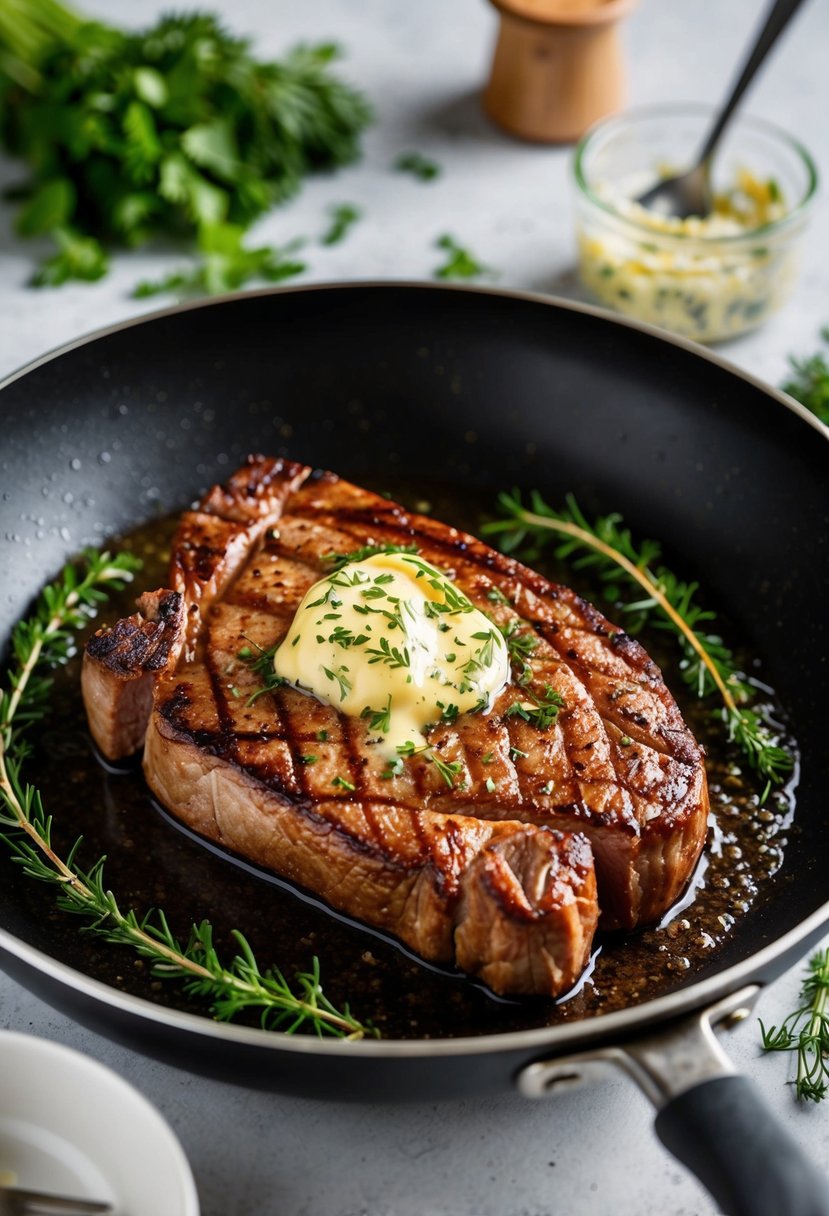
82, 455, 708, 996
270, 479, 706, 929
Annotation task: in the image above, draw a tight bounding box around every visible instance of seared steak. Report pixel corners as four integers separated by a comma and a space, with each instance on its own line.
82, 456, 708, 996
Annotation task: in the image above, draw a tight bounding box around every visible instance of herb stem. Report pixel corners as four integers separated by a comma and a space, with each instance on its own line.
514, 507, 739, 714
760, 947, 829, 1103
485, 491, 795, 789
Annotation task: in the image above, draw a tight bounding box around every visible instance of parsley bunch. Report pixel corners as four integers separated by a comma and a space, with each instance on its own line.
0, 2, 371, 289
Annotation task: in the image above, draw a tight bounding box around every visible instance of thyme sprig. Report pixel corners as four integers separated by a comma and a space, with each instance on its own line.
760, 948, 829, 1102
483, 490, 795, 790
0, 551, 373, 1040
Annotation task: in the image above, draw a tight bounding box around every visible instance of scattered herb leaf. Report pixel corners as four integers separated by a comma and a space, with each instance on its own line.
433, 233, 488, 281
238, 638, 286, 704
323, 543, 419, 572
133, 223, 306, 298
396, 740, 463, 789
321, 202, 361, 245
505, 684, 564, 731
395, 151, 441, 181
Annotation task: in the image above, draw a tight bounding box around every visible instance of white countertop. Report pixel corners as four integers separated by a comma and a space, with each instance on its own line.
1, 2, 828, 1214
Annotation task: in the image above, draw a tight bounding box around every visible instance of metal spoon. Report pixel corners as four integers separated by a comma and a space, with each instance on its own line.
636, 0, 808, 219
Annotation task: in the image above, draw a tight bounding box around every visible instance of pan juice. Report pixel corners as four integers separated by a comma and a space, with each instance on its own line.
4, 483, 797, 1039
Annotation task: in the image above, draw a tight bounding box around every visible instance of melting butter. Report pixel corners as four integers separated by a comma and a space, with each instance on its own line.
274, 551, 509, 750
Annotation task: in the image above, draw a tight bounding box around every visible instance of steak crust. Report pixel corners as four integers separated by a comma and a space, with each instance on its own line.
82, 456, 709, 996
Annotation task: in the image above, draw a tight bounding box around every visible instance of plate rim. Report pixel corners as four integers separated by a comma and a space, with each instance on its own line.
0, 1026, 200, 1212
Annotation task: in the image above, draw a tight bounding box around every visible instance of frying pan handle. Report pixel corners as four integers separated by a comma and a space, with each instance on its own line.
656, 1074, 829, 1216
518, 985, 829, 1215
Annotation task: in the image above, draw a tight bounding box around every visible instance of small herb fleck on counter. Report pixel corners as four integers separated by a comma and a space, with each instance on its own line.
433, 234, 488, 281
395, 151, 442, 181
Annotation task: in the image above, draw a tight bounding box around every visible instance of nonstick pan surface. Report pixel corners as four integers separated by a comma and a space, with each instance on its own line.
0, 284, 828, 1108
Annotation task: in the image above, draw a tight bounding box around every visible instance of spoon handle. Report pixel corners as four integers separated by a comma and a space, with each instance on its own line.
698, 0, 809, 166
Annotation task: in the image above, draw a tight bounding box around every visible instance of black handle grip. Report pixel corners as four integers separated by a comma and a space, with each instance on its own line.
656, 1075, 829, 1216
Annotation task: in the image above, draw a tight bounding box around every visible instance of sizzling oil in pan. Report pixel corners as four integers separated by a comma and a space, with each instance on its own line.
9, 482, 797, 1040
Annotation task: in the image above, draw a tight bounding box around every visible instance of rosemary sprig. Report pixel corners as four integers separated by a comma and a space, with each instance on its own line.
760, 948, 829, 1102
0, 551, 373, 1040
320, 202, 362, 247
433, 234, 488, 281
483, 490, 795, 789
394, 151, 441, 181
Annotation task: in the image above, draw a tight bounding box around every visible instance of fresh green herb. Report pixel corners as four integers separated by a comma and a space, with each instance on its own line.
781, 327, 829, 425
481, 752, 493, 765
540, 780, 555, 795
328, 625, 370, 650
395, 151, 441, 181
316, 729, 329, 742
332, 774, 356, 791
429, 752, 463, 788
484, 489, 796, 790
437, 701, 460, 725
0, 548, 372, 1039
322, 543, 419, 572
29, 226, 109, 286
361, 695, 392, 734
380, 755, 405, 780
0, 6, 371, 289
459, 629, 499, 690
133, 224, 306, 298
321, 202, 361, 245
433, 234, 488, 281
322, 665, 352, 701
485, 777, 497, 793
505, 684, 564, 731
300, 754, 318, 765
405, 555, 474, 614
396, 740, 462, 789
509, 746, 528, 762
238, 638, 286, 704
760, 948, 829, 1102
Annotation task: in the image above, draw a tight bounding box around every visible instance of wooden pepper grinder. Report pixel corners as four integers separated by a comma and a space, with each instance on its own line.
483, 0, 640, 143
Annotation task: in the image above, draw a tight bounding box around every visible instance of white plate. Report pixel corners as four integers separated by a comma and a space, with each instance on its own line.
0, 1030, 199, 1215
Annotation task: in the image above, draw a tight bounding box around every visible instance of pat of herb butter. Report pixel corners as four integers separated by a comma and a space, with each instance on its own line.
274, 552, 509, 750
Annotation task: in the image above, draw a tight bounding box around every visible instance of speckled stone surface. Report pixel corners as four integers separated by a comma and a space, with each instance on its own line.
1, 2, 828, 1214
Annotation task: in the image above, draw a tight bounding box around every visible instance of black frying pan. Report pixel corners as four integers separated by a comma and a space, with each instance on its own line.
1, 284, 828, 1216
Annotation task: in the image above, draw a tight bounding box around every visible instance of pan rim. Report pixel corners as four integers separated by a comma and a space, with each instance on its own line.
2, 903, 828, 1057
0, 278, 827, 445
1, 280, 827, 1058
